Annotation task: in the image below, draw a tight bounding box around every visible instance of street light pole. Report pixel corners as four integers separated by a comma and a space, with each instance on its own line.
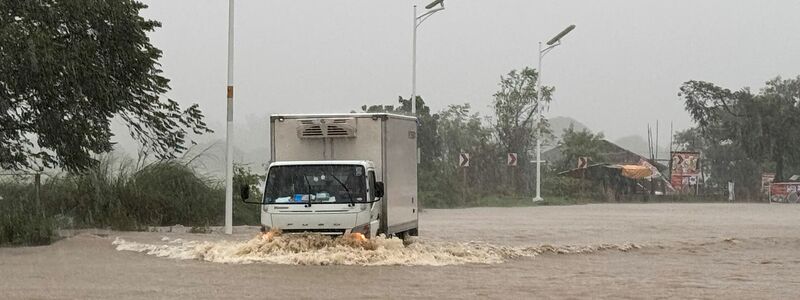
534, 41, 543, 202
411, 0, 445, 115
534, 24, 576, 202
224, 0, 235, 234
412, 5, 417, 115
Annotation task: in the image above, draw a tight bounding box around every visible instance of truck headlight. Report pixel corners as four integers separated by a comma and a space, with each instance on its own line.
350, 223, 370, 238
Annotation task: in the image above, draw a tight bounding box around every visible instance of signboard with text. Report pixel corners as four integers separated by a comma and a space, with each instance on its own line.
670, 151, 701, 193
769, 182, 800, 203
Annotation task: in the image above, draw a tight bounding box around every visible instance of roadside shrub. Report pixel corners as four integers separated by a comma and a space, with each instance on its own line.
542, 175, 606, 201
0, 181, 55, 246
0, 155, 264, 245
232, 165, 263, 226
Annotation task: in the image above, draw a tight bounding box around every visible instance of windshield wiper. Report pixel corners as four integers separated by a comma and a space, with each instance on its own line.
303, 175, 314, 207
321, 169, 354, 206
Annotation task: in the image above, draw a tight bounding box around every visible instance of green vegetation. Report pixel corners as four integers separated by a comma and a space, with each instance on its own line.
1, 1, 211, 172
0, 183, 55, 246
678, 76, 800, 198
0, 157, 262, 246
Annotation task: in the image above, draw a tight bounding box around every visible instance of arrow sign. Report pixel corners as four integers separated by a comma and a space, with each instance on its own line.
459, 153, 470, 167
577, 157, 589, 169
507, 153, 518, 167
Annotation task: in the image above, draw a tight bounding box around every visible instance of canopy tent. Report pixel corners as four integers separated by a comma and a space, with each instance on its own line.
558, 164, 653, 180
619, 165, 652, 179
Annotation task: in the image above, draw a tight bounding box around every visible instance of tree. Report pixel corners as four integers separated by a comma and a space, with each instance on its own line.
491, 67, 554, 192
672, 127, 706, 153
435, 104, 496, 205
558, 125, 605, 170
492, 67, 554, 155
361, 95, 440, 165
1, 1, 211, 172
673, 127, 760, 197
679, 76, 800, 182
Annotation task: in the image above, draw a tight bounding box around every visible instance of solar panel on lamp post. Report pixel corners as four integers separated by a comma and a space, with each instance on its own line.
534, 24, 576, 202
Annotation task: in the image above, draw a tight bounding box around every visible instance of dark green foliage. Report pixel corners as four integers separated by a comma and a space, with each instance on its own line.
33, 158, 221, 230
0, 181, 55, 246
492, 67, 553, 156
541, 173, 606, 201
232, 165, 263, 226
361, 67, 568, 207
0, 0, 211, 172
557, 125, 606, 170
0, 157, 262, 245
492, 67, 555, 193
679, 76, 800, 198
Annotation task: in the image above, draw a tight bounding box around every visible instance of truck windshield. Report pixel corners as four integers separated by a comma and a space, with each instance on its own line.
263, 165, 367, 204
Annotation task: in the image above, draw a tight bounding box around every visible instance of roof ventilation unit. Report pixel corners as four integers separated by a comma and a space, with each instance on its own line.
296, 118, 356, 138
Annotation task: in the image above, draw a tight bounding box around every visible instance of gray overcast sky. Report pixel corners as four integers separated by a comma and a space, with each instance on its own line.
138, 0, 800, 143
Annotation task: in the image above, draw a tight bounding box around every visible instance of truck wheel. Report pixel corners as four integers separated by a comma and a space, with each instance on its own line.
407, 228, 419, 236
400, 230, 419, 246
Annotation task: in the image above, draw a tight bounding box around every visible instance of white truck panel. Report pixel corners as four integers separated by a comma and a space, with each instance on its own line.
384, 117, 418, 233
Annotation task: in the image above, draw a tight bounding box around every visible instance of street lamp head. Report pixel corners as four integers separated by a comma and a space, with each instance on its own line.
425, 0, 444, 9
546, 24, 576, 46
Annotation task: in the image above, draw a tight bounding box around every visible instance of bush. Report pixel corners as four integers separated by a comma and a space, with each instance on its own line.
0, 182, 56, 246
0, 156, 265, 246
542, 175, 606, 201
232, 165, 263, 226
37, 159, 223, 230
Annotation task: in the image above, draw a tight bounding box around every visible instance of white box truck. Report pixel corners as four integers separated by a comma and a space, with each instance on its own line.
241, 113, 418, 239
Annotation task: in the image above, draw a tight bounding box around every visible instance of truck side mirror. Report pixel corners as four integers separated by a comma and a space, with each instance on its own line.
374, 182, 385, 198
240, 185, 250, 201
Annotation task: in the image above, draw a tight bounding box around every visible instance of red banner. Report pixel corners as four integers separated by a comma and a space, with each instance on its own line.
769, 182, 800, 203
670, 151, 700, 193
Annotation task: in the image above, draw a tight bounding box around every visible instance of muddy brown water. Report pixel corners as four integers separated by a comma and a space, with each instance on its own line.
2, 203, 799, 299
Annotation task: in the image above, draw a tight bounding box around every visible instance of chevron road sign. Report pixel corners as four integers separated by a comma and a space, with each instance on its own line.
459, 153, 470, 167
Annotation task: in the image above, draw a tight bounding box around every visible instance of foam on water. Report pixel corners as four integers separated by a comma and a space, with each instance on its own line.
112, 233, 641, 266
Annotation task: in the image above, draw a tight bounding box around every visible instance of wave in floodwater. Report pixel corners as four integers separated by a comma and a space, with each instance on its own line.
112, 232, 641, 266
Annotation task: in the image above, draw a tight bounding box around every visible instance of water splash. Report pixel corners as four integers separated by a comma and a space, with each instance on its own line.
113, 233, 641, 266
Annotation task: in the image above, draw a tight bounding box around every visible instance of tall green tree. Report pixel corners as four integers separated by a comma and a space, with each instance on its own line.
492, 67, 553, 155
679, 76, 800, 181
491, 67, 553, 192
0, 0, 211, 172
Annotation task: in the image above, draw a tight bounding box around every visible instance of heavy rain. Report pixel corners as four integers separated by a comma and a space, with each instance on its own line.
2, 1, 800, 299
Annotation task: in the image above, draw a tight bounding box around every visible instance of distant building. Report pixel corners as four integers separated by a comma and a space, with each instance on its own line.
543, 139, 670, 199
542, 139, 667, 171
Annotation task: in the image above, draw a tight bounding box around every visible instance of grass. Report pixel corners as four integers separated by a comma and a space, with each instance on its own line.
0, 183, 56, 246
0, 156, 262, 246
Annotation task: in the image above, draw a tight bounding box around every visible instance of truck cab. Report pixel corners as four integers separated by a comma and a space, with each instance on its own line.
258, 160, 382, 238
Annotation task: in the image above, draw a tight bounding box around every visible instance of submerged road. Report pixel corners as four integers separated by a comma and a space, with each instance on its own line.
2, 203, 799, 299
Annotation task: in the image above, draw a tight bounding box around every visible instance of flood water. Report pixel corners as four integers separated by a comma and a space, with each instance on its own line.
2, 203, 800, 299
